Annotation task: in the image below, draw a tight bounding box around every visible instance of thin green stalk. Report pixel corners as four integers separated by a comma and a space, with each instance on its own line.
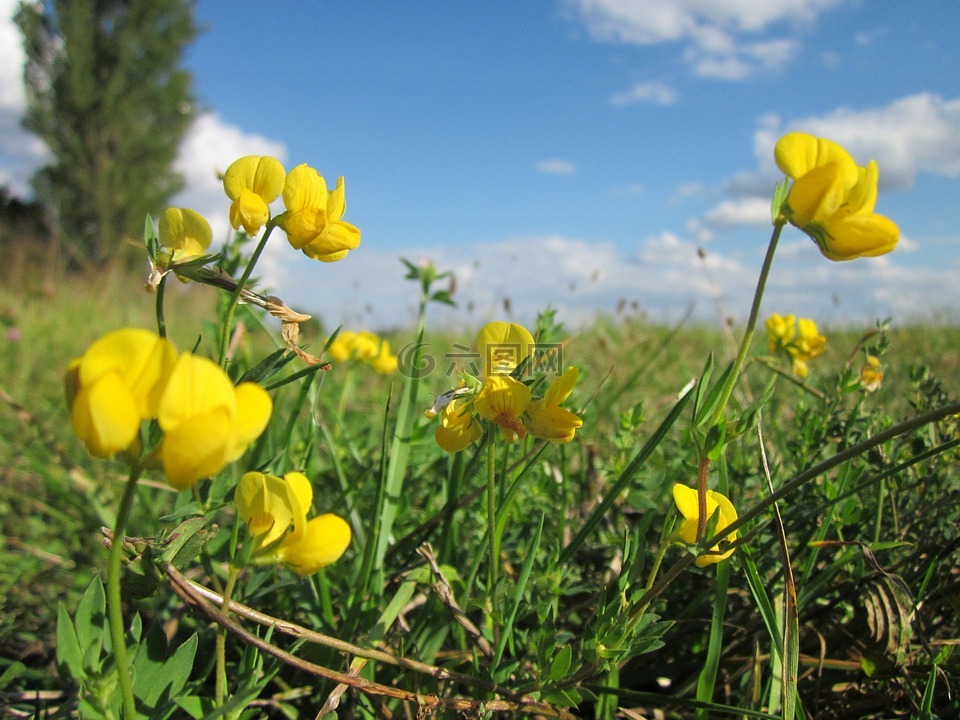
155, 273, 168, 338
107, 462, 143, 720
706, 221, 784, 428
486, 426, 499, 626
215, 565, 242, 706
218, 223, 276, 367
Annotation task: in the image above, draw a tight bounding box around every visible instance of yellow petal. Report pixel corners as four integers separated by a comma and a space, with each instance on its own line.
159, 207, 213, 256
223, 156, 285, 203
158, 354, 236, 432
235, 472, 298, 545
327, 176, 347, 222
784, 161, 849, 227
231, 382, 273, 452
71, 373, 141, 457
229, 190, 270, 235
278, 514, 351, 575
525, 400, 582, 442
476, 321, 535, 376
435, 399, 483, 452
542, 367, 579, 407
282, 164, 328, 214
774, 132, 858, 186
160, 409, 233, 490
78, 328, 178, 419
474, 375, 531, 423
820, 212, 899, 261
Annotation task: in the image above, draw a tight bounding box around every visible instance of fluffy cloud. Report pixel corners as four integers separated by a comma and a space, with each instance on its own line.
567, 0, 840, 79
754, 93, 960, 190
535, 158, 576, 175
610, 81, 678, 106
268, 230, 956, 333
0, 0, 49, 195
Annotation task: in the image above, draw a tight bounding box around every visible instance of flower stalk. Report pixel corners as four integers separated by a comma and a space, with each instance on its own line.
107, 462, 143, 720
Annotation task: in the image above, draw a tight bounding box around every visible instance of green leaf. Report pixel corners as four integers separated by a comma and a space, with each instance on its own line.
74, 578, 106, 669
56, 602, 84, 681
549, 644, 573, 681
694, 362, 734, 428
238, 348, 295, 385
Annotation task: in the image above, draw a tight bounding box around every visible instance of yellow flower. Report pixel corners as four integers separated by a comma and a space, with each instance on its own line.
276, 513, 352, 575
435, 397, 483, 452
66, 329, 178, 458
860, 355, 883, 392
223, 156, 286, 236
765, 313, 796, 352
526, 367, 583, 442
158, 207, 213, 263
157, 354, 272, 490
476, 321, 535, 376
672, 484, 738, 567
786, 318, 826, 378
474, 374, 531, 443
775, 132, 899, 261
235, 471, 312, 547
370, 341, 399, 375
280, 165, 360, 262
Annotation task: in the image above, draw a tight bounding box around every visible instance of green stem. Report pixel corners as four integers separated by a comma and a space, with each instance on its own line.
155, 273, 168, 339
215, 565, 242, 706
706, 221, 785, 428
107, 463, 142, 720
486, 426, 499, 630
218, 223, 277, 367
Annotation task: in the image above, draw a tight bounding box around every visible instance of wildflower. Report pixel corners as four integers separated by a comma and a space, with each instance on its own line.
765, 313, 796, 352
860, 355, 883, 392
157, 354, 272, 490
280, 165, 360, 262
476, 321, 535, 375
235, 471, 351, 575
276, 514, 352, 575
775, 132, 899, 261
474, 374, 531, 443
66, 328, 178, 458
526, 367, 583, 442
326, 330, 398, 373
235, 471, 311, 547
672, 484, 738, 567
435, 396, 483, 452
786, 318, 826, 378
223, 156, 286, 235
158, 207, 213, 264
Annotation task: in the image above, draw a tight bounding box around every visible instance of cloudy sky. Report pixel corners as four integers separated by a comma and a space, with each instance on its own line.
2, 0, 959, 330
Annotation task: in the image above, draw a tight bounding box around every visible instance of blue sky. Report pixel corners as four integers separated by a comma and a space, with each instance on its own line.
2, 0, 960, 330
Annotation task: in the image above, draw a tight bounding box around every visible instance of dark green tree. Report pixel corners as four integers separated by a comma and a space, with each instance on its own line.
16, 0, 198, 270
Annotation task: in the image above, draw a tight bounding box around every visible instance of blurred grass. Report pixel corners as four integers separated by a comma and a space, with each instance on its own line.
2, 268, 959, 716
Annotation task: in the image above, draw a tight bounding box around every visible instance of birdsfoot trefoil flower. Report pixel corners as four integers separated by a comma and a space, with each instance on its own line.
672, 483, 738, 567
774, 132, 899, 261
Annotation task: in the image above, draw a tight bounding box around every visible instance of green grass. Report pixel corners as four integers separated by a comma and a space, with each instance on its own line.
2, 267, 959, 719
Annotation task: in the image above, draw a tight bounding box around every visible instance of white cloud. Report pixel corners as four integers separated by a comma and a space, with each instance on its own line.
567, 0, 839, 79
703, 197, 771, 227
610, 81, 678, 106
264, 229, 957, 335
535, 158, 576, 175
0, 0, 48, 195
754, 93, 960, 190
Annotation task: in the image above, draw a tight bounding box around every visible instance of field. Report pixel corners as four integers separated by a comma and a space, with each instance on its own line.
1, 259, 959, 719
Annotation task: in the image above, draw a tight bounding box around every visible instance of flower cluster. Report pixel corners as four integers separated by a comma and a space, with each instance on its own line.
154, 154, 360, 269
860, 355, 884, 392
672, 484, 738, 566
65, 328, 272, 490
327, 330, 399, 374
774, 132, 899, 261
235, 471, 351, 575
426, 321, 583, 452
766, 313, 827, 378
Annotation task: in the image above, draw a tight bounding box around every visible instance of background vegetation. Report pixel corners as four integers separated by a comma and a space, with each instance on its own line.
1, 261, 958, 718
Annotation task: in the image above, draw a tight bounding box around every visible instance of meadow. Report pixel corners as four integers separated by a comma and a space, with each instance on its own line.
1, 258, 959, 719
1, 139, 959, 719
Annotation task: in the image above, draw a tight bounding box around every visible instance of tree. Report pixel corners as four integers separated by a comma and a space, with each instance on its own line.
16, 0, 198, 270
